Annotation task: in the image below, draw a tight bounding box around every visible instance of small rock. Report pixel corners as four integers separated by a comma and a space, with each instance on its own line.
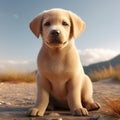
48, 112, 60, 117
24, 97, 32, 100
47, 112, 62, 120
6, 102, 12, 105
0, 101, 11, 105
47, 118, 63, 120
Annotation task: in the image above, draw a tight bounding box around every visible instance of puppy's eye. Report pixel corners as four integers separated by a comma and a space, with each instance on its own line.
62, 21, 69, 26
44, 22, 51, 26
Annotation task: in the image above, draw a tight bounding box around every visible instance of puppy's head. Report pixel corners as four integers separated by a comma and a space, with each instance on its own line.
30, 8, 85, 49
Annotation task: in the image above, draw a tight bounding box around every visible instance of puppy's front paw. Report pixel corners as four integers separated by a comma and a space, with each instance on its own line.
28, 108, 44, 117
72, 107, 88, 116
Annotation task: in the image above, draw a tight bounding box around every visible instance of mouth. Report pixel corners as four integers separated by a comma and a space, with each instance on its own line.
47, 41, 67, 45
45, 41, 68, 48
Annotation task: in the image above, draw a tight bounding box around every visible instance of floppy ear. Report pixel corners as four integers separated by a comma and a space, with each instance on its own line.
29, 13, 43, 38
69, 11, 86, 39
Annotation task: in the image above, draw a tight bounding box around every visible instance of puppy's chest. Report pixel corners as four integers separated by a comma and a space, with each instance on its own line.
44, 60, 68, 76
40, 56, 71, 79
49, 60, 65, 72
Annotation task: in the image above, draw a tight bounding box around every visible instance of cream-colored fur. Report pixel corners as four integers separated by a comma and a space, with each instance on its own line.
29, 8, 100, 116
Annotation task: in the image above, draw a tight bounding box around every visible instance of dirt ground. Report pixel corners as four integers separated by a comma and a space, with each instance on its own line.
0, 79, 120, 120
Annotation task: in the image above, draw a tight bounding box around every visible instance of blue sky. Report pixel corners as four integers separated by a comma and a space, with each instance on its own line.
0, 0, 120, 71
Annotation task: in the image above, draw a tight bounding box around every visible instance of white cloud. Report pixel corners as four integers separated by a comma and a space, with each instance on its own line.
0, 49, 119, 72
0, 60, 36, 73
78, 48, 119, 66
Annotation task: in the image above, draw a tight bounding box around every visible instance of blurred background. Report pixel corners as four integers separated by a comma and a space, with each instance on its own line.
0, 0, 120, 72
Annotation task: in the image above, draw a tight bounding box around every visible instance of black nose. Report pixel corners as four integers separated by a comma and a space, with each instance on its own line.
50, 30, 60, 36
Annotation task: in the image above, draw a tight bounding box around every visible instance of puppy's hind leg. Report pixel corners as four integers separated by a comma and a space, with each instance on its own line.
82, 75, 101, 111
67, 75, 89, 116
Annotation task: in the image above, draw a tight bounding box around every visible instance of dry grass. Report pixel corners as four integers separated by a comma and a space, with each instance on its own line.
105, 98, 120, 119
89, 65, 120, 82
114, 73, 120, 81
0, 65, 120, 83
0, 70, 36, 83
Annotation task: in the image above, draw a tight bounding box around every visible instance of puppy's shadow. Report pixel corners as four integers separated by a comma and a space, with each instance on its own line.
0, 107, 29, 117
0, 107, 101, 120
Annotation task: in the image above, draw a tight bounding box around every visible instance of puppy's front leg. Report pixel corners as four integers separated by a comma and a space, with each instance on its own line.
28, 73, 49, 116
67, 76, 88, 116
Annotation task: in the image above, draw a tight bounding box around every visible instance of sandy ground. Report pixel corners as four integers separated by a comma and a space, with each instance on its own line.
0, 79, 120, 120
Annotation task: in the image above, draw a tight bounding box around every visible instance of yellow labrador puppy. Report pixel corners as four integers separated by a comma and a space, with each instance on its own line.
29, 8, 100, 116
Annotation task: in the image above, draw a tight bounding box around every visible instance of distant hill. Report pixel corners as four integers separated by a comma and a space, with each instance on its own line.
83, 54, 120, 74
